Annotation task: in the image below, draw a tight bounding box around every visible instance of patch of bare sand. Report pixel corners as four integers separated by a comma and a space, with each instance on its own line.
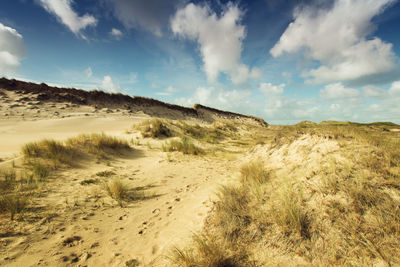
0, 115, 239, 267
1, 146, 236, 266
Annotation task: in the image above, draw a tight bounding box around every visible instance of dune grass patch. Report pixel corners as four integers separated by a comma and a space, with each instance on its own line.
240, 160, 269, 185
162, 137, 204, 155
176, 121, 230, 144
66, 133, 130, 157
170, 234, 242, 267
171, 124, 400, 266
22, 139, 76, 167
134, 119, 174, 138
0, 134, 132, 220
0, 193, 30, 220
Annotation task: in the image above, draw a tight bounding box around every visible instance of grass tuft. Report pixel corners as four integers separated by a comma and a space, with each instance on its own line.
0, 193, 30, 220
22, 139, 76, 166
271, 184, 310, 238
103, 179, 129, 207
162, 137, 204, 155
134, 119, 174, 138
170, 234, 241, 267
66, 133, 130, 156
240, 160, 269, 185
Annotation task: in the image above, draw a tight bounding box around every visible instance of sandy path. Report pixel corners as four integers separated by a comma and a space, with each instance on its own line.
2, 149, 235, 266
0, 116, 237, 266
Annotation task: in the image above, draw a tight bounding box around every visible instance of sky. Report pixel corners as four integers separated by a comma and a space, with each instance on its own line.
1, 0, 400, 124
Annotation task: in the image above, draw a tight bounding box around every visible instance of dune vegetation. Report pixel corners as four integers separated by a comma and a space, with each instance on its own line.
0, 133, 132, 221
171, 122, 400, 266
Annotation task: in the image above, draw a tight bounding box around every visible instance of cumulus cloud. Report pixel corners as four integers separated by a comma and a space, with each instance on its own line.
110, 28, 123, 39
363, 85, 387, 98
259, 83, 285, 117
0, 23, 26, 76
270, 0, 396, 84
106, 0, 183, 36
259, 82, 319, 120
259, 82, 285, 95
175, 86, 252, 112
389, 81, 400, 95
171, 2, 260, 85
38, 0, 97, 36
99, 75, 120, 93
320, 83, 361, 99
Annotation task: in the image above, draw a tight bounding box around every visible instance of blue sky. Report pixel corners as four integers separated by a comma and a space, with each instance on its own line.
1, 0, 400, 124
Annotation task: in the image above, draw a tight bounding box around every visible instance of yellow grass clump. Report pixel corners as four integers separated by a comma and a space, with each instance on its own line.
162, 137, 204, 155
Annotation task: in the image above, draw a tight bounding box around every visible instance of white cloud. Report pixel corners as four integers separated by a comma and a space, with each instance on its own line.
320, 83, 361, 99
0, 23, 26, 76
156, 85, 179, 96
259, 83, 285, 117
258, 82, 320, 120
85, 67, 92, 78
171, 2, 260, 85
363, 85, 387, 98
38, 0, 97, 36
106, 0, 183, 36
166, 86, 178, 94
259, 83, 285, 95
110, 28, 123, 39
389, 81, 400, 95
175, 86, 252, 111
99, 75, 121, 93
270, 0, 396, 84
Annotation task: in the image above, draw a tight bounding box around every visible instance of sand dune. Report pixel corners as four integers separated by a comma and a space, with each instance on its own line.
0, 82, 255, 266
1, 80, 400, 266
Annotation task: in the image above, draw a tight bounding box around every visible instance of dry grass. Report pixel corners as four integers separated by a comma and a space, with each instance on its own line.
22, 139, 76, 167
172, 122, 400, 266
270, 184, 310, 238
240, 160, 269, 185
0, 134, 132, 220
0, 193, 30, 220
176, 121, 228, 144
134, 119, 174, 138
162, 137, 204, 155
66, 133, 130, 157
103, 179, 129, 207
31, 161, 50, 180
170, 234, 242, 267
0, 168, 17, 192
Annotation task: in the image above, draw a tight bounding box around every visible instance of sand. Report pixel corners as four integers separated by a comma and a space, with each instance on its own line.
0, 90, 239, 266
